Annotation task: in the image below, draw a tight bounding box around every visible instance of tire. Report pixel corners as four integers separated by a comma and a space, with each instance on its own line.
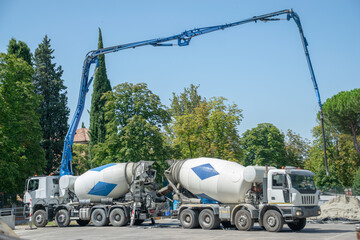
91, 208, 109, 227
234, 209, 254, 231
55, 209, 70, 227
179, 209, 199, 229
33, 209, 48, 227
221, 221, 234, 228
76, 219, 90, 226
198, 209, 220, 230
263, 210, 284, 232
287, 218, 306, 231
109, 208, 128, 227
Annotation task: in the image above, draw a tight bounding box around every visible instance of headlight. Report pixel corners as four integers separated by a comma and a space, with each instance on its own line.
296, 210, 303, 216
318, 210, 321, 215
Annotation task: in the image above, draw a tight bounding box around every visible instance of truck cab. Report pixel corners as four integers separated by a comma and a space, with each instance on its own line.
23, 176, 60, 227
261, 167, 320, 231
267, 167, 319, 207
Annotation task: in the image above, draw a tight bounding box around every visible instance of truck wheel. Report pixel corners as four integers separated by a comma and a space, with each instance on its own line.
91, 208, 109, 227
180, 209, 199, 229
76, 219, 90, 226
263, 210, 283, 232
199, 209, 220, 230
33, 209, 48, 227
234, 209, 254, 231
109, 208, 128, 227
287, 218, 306, 231
55, 209, 70, 227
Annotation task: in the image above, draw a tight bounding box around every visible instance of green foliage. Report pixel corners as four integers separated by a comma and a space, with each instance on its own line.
170, 85, 243, 161
241, 123, 286, 167
170, 84, 203, 116
322, 88, 360, 157
284, 130, 310, 168
0, 53, 45, 196
33, 35, 69, 174
353, 167, 360, 195
92, 82, 171, 180
305, 124, 360, 189
7, 38, 32, 65
89, 28, 112, 147
72, 143, 90, 175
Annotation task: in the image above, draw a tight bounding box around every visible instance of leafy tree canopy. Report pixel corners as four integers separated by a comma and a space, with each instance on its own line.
284, 129, 310, 168
241, 123, 286, 167
170, 85, 243, 161
92, 82, 171, 179
305, 124, 360, 188
170, 84, 203, 116
7, 38, 32, 65
322, 88, 360, 157
0, 53, 45, 196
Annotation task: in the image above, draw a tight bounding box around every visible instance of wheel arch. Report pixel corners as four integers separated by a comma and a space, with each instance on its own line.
259, 205, 283, 227
231, 204, 257, 225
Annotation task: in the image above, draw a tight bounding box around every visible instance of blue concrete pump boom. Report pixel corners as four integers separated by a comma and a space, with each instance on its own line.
60, 9, 329, 177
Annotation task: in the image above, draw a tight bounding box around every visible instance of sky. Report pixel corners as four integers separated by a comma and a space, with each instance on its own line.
1, 0, 359, 140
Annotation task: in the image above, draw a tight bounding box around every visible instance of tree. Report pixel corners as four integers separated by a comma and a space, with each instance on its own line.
7, 38, 32, 65
72, 143, 90, 175
353, 167, 360, 196
284, 130, 310, 168
89, 28, 112, 148
92, 82, 171, 179
0, 53, 45, 198
170, 84, 203, 116
322, 88, 360, 158
33, 35, 69, 174
240, 123, 287, 167
171, 87, 243, 161
305, 124, 359, 190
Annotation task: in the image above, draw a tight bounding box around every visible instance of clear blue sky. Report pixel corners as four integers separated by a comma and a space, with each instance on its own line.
1, 0, 359, 140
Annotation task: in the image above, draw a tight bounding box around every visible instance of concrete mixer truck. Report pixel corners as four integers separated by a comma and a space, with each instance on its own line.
158, 157, 320, 232
23, 161, 168, 227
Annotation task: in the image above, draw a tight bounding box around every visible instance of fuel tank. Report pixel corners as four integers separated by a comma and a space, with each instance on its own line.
167, 157, 254, 203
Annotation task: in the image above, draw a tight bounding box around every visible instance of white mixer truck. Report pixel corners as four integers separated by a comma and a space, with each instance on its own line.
23, 161, 168, 227
159, 157, 320, 232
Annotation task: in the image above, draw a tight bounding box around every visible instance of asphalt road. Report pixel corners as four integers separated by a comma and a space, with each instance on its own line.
14, 219, 358, 240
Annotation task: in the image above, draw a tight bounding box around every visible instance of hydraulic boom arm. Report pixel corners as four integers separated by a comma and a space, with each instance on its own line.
60, 9, 328, 177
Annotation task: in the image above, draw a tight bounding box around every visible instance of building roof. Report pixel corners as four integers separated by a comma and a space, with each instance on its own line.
74, 128, 90, 144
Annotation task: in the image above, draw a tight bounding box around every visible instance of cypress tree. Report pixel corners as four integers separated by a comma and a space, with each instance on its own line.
89, 28, 112, 148
33, 35, 70, 174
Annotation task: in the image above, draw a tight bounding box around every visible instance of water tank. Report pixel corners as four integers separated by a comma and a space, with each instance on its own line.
168, 157, 253, 203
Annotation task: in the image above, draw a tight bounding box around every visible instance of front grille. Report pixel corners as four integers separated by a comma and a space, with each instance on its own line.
301, 195, 315, 205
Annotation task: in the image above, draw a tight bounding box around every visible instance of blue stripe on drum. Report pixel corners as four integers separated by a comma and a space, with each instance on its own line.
197, 193, 218, 203
191, 163, 219, 180
90, 163, 116, 172
88, 181, 117, 196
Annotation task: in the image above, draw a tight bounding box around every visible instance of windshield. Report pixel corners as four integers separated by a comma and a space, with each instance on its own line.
290, 174, 316, 193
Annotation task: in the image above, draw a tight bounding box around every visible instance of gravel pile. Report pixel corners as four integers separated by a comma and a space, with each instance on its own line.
318, 195, 360, 220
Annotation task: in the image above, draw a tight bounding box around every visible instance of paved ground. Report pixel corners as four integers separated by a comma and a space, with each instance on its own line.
14, 219, 358, 240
